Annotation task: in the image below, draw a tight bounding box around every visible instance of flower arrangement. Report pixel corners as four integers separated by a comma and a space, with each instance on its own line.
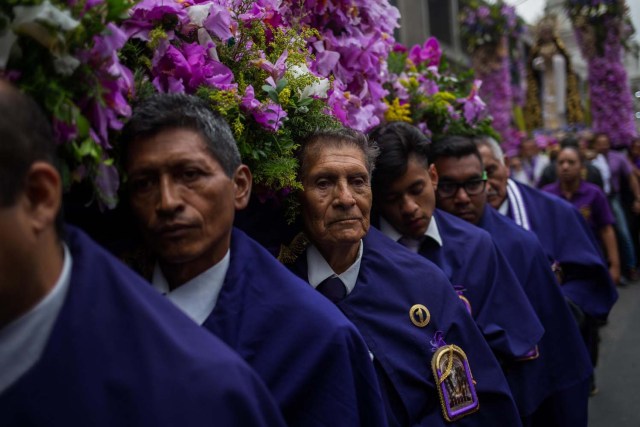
122, 0, 343, 201
279, 0, 400, 132
565, 0, 637, 148
458, 0, 525, 148
2, 0, 402, 211
459, 0, 522, 55
382, 37, 499, 142
1, 0, 134, 209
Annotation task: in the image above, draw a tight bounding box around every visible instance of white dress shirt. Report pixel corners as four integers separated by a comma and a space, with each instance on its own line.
498, 198, 510, 215
379, 216, 443, 253
306, 241, 363, 295
0, 244, 72, 393
152, 251, 230, 325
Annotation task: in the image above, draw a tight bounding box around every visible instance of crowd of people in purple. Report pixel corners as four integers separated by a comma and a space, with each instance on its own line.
1, 80, 626, 427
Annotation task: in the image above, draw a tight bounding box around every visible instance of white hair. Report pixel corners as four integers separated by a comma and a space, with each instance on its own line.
475, 136, 505, 166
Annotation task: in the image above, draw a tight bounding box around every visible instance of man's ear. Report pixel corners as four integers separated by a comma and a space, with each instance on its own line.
429, 163, 439, 188
23, 161, 61, 234
233, 164, 252, 210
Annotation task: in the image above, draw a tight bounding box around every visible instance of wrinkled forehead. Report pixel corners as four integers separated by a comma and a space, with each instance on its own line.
302, 138, 367, 169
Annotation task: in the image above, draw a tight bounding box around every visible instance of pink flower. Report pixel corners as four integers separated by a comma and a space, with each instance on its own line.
408, 37, 441, 67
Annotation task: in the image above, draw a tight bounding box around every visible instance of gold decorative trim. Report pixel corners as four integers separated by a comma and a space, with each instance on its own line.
277, 232, 310, 264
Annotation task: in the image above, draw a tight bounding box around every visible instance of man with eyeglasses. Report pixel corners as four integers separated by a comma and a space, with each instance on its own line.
430, 135, 594, 426
369, 123, 543, 392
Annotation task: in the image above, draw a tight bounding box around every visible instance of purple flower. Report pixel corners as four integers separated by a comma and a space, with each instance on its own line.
95, 162, 119, 210
477, 5, 490, 19
459, 80, 487, 124
253, 102, 287, 132
151, 41, 235, 93
408, 37, 441, 67
52, 118, 78, 144
202, 4, 234, 41
253, 50, 288, 81
124, 0, 186, 41
241, 85, 261, 111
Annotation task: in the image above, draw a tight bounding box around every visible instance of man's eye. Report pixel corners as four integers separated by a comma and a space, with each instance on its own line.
131, 177, 154, 193
410, 184, 424, 195
352, 177, 367, 187
316, 179, 330, 189
181, 169, 202, 182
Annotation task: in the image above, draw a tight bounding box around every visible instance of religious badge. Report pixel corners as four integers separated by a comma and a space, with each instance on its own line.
430, 332, 479, 422
516, 345, 540, 361
454, 285, 472, 316
409, 304, 431, 328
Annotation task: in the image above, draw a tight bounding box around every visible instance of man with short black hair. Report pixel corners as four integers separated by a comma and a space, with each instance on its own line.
430, 135, 593, 425
0, 80, 286, 426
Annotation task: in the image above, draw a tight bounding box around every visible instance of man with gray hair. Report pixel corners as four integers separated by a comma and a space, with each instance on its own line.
476, 135, 618, 395
122, 93, 386, 427
282, 127, 523, 426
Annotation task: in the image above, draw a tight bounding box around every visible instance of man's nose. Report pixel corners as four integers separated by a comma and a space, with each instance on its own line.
334, 181, 356, 207
453, 186, 471, 203
157, 176, 183, 214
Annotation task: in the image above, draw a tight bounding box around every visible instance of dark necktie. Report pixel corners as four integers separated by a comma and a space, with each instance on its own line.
317, 276, 347, 303
418, 236, 440, 258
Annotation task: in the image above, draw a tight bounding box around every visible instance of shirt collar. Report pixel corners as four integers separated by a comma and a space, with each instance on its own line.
498, 198, 510, 215
152, 251, 230, 325
0, 243, 72, 393
306, 241, 363, 295
378, 215, 442, 250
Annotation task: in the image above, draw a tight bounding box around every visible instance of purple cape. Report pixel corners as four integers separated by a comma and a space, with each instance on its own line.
0, 226, 286, 426
479, 206, 592, 423
505, 179, 618, 319
285, 227, 522, 427
203, 228, 387, 427
421, 209, 544, 360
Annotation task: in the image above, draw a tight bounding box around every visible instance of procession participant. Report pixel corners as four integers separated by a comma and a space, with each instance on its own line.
369, 122, 542, 365
590, 132, 640, 282
541, 145, 620, 285
121, 93, 386, 427
0, 80, 286, 427
476, 136, 618, 321
281, 127, 522, 426
476, 136, 618, 394
430, 135, 592, 426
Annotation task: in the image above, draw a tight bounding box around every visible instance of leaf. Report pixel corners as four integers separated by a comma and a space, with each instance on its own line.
276, 78, 288, 93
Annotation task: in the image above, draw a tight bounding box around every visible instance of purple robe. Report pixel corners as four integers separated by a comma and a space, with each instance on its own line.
505, 179, 618, 319
420, 209, 544, 361
203, 228, 387, 427
284, 227, 522, 427
478, 206, 592, 424
0, 226, 286, 426
541, 180, 614, 237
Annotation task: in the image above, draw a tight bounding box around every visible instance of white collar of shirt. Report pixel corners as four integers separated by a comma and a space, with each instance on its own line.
592, 154, 611, 194
0, 243, 72, 393
378, 216, 442, 253
152, 251, 230, 325
306, 241, 363, 295
498, 198, 510, 215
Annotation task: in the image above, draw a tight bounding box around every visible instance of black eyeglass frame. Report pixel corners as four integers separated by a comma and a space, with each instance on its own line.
436, 171, 488, 199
